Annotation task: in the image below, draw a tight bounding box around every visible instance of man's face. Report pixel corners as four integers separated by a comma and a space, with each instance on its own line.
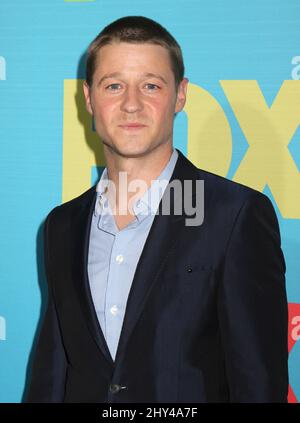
83, 42, 188, 158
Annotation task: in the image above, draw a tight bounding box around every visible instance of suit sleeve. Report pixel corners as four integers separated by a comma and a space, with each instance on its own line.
25, 212, 67, 403
218, 193, 289, 402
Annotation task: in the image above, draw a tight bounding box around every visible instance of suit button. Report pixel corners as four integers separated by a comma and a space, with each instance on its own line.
109, 383, 126, 394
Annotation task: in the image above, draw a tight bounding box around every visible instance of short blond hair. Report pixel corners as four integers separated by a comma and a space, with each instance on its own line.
86, 16, 185, 89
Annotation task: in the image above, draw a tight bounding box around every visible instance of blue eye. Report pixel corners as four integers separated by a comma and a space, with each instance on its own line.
107, 83, 121, 91
145, 83, 159, 90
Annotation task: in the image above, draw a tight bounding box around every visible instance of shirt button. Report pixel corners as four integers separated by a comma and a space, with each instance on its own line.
116, 254, 124, 264
110, 305, 118, 316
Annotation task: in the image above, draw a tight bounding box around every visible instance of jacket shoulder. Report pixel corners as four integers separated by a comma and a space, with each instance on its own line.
197, 166, 271, 206
46, 185, 96, 223
177, 149, 268, 205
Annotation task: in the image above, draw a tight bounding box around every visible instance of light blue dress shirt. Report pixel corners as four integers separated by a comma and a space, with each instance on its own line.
87, 149, 178, 361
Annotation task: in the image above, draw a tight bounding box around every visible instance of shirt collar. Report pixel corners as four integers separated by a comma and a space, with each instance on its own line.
94, 168, 109, 217
94, 148, 178, 219
133, 149, 178, 218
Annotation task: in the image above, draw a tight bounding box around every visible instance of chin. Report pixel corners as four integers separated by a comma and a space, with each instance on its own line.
116, 147, 151, 158
106, 140, 154, 158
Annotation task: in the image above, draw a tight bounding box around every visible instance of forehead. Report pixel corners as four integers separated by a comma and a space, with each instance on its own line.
94, 42, 174, 76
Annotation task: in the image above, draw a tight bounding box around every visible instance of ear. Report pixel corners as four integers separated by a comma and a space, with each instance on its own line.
175, 77, 188, 113
83, 81, 93, 115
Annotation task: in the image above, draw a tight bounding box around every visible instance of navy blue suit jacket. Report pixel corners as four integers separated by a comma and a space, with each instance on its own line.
25, 149, 288, 402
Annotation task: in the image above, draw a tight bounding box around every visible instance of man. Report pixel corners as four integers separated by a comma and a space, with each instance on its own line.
25, 16, 288, 403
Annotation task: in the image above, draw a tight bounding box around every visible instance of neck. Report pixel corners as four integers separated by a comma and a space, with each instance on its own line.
103, 143, 173, 214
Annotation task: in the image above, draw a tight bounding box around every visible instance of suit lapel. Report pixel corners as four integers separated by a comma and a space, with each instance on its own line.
114, 150, 199, 362
114, 211, 187, 363
71, 188, 115, 366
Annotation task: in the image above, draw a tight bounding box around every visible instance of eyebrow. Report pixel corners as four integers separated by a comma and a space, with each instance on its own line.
96, 72, 168, 87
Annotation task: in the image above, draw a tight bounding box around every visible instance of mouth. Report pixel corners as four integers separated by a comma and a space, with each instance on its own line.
118, 123, 147, 130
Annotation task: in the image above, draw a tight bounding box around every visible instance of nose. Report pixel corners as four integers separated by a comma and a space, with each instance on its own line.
120, 86, 143, 113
